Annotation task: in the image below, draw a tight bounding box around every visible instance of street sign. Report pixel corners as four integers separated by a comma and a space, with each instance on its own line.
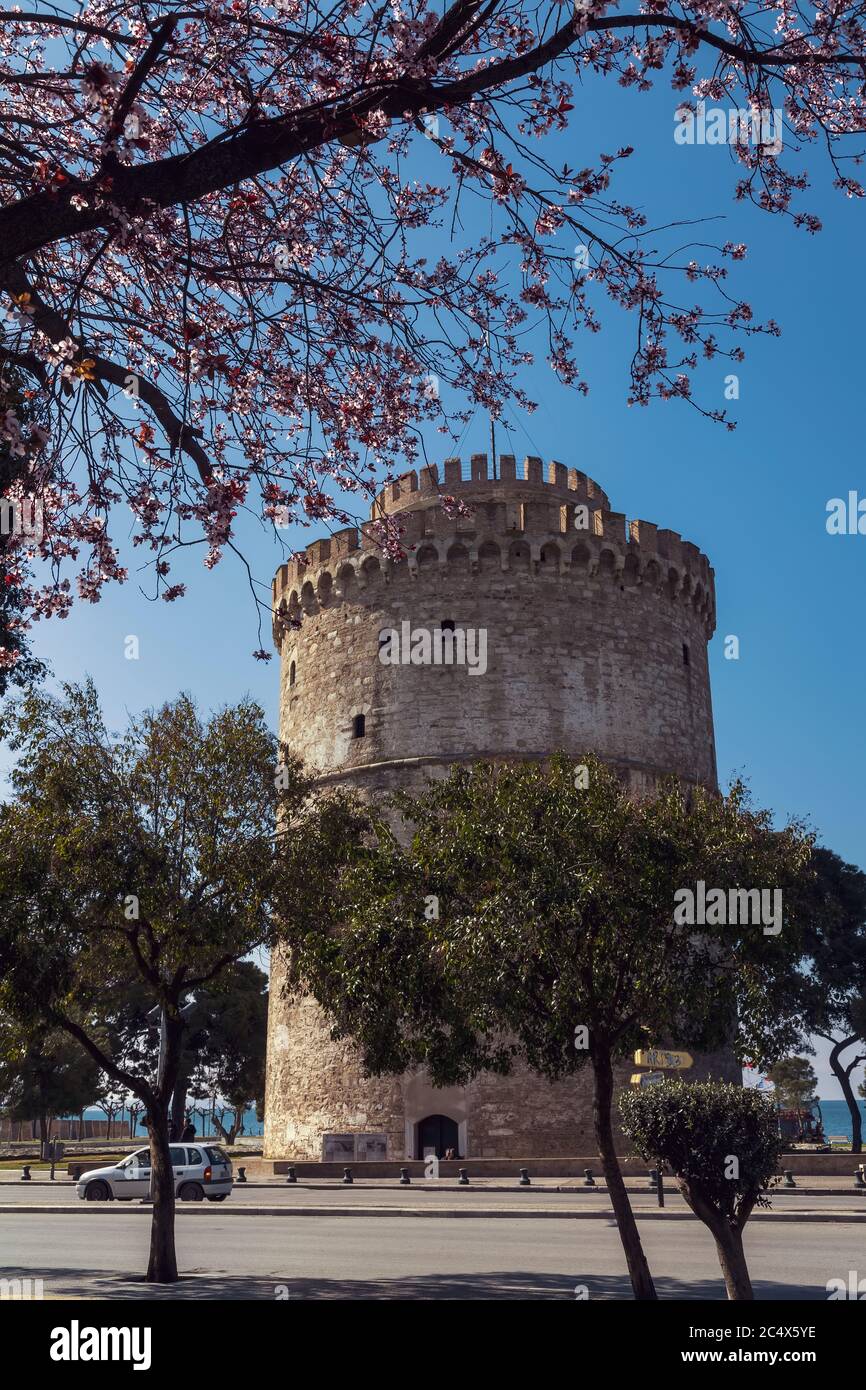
633, 1047, 693, 1070
630, 1071, 666, 1087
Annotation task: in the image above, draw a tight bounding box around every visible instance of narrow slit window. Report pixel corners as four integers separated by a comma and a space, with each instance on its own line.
352, 713, 366, 738
682, 643, 690, 667
289, 660, 296, 687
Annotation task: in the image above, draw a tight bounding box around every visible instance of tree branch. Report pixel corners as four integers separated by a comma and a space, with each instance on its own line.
0, 262, 214, 484
1, 12, 860, 264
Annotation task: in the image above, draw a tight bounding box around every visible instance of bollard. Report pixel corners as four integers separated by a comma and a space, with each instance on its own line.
237, 1167, 247, 1183
457, 1168, 469, 1186
21, 1165, 31, 1182
285, 1166, 297, 1184
854, 1167, 865, 1190
399, 1167, 411, 1185
342, 1166, 353, 1185
518, 1168, 531, 1186
783, 1170, 796, 1188
583, 1168, 596, 1187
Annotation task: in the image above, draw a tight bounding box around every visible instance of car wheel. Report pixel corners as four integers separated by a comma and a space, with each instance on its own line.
85, 1180, 111, 1202
179, 1182, 205, 1202
206, 1193, 229, 1202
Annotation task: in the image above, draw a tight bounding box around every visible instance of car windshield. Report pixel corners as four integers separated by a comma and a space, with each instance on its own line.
205, 1146, 228, 1164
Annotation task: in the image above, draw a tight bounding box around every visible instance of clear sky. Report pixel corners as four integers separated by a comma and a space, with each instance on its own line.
7, 63, 864, 1098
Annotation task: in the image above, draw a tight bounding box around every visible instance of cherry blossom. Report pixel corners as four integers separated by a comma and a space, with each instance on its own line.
0, 1, 863, 654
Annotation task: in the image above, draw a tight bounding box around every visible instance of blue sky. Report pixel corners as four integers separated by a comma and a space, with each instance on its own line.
7, 58, 865, 1096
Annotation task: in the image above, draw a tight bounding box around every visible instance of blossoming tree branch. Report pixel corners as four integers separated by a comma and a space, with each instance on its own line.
0, 0, 863, 655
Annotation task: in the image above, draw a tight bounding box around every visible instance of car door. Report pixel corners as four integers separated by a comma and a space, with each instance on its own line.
125, 1148, 151, 1198
185, 1146, 204, 1178
168, 1145, 189, 1192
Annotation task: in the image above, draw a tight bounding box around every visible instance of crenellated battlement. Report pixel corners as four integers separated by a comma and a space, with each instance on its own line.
370, 454, 610, 519
272, 456, 716, 646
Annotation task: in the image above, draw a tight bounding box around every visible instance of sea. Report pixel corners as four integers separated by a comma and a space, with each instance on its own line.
77, 1099, 866, 1143
814, 1099, 866, 1142
78, 1105, 264, 1140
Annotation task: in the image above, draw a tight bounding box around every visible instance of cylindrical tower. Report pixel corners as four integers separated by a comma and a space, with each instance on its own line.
264, 454, 736, 1161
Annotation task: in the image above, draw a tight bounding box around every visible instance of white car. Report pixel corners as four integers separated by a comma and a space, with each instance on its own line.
77, 1144, 233, 1203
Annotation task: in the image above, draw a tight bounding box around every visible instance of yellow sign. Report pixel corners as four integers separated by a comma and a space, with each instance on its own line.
633, 1048, 693, 1070
630, 1071, 666, 1087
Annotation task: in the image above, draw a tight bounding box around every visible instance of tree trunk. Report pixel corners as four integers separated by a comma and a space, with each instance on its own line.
170, 1070, 189, 1142
678, 1179, 755, 1300
828, 1037, 863, 1154
591, 1049, 657, 1300
712, 1224, 754, 1300
146, 1105, 178, 1284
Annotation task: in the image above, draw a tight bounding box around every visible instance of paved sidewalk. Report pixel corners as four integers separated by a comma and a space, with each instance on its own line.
3, 1172, 863, 1193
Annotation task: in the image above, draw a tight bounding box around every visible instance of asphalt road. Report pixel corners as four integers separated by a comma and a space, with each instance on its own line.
0, 1179, 863, 1213
1, 1211, 862, 1299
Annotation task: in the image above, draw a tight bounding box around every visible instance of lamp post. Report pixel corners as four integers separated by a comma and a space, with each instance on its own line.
143, 998, 195, 1202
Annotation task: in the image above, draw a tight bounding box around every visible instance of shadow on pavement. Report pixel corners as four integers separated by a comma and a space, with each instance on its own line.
0, 1267, 831, 1300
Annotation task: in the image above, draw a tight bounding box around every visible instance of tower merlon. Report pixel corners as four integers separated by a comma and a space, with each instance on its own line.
272, 459, 717, 647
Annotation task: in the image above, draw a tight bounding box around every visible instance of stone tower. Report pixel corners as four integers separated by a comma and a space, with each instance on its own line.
264, 454, 736, 1162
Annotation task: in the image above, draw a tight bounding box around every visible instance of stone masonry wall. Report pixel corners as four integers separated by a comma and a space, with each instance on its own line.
263, 455, 735, 1160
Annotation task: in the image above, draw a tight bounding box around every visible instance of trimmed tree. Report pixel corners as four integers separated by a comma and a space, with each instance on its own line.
284, 753, 814, 1301
620, 1079, 783, 1300
0, 679, 363, 1281
94, 1085, 128, 1141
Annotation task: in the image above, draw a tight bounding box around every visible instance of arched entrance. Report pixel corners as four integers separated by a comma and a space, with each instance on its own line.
416, 1114, 459, 1159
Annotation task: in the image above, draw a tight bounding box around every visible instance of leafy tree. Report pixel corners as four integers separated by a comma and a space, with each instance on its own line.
284, 754, 814, 1301
0, 680, 363, 1282
1, 4, 865, 644
94, 1084, 129, 1141
620, 1079, 783, 1301
0, 1022, 101, 1144
765, 1056, 818, 1111
787, 849, 866, 1151
182, 962, 269, 1146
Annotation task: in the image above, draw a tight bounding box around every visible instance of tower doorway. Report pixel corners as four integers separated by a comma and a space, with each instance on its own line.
416, 1114, 459, 1159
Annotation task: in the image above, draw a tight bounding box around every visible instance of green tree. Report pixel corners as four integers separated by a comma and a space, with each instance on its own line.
765, 1057, 818, 1111
93, 1084, 128, 1141
182, 962, 269, 1146
620, 1079, 783, 1301
284, 754, 814, 1301
788, 849, 866, 1151
0, 680, 363, 1282
0, 1023, 101, 1144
